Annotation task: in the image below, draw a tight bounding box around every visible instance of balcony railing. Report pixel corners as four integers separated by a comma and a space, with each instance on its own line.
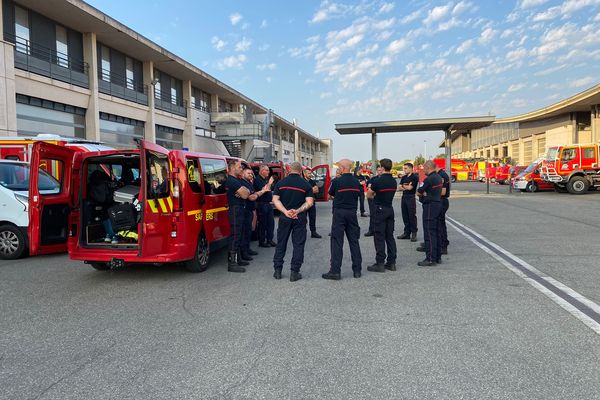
5, 33, 89, 88
154, 88, 187, 117
98, 68, 148, 106
215, 122, 265, 139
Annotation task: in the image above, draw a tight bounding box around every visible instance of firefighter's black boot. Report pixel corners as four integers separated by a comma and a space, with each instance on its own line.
237, 251, 250, 266
228, 252, 246, 273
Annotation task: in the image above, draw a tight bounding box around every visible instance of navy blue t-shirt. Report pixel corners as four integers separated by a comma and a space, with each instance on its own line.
418, 173, 443, 203
241, 179, 256, 210
254, 175, 273, 203
400, 173, 419, 196
437, 169, 451, 198
371, 173, 397, 206
328, 173, 362, 210
226, 175, 245, 207
273, 173, 313, 211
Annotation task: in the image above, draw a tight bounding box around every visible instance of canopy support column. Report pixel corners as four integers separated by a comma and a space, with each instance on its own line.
371, 128, 378, 174
445, 129, 452, 183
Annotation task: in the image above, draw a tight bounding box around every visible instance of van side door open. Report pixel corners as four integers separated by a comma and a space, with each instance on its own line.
311, 164, 330, 201
29, 142, 76, 255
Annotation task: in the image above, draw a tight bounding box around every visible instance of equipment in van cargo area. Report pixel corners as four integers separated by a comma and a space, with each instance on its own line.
113, 185, 140, 204
108, 203, 137, 231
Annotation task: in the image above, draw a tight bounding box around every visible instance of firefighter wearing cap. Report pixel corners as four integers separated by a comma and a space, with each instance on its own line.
416, 160, 443, 266
272, 162, 314, 282
303, 168, 322, 239
366, 158, 398, 273
322, 159, 363, 280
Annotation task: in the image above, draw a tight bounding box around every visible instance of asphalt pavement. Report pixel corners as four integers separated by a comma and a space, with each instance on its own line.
1, 183, 599, 400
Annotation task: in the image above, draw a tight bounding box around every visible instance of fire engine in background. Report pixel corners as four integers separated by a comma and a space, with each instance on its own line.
0, 135, 112, 259
513, 159, 554, 192
541, 144, 600, 194
432, 158, 470, 182
471, 160, 500, 182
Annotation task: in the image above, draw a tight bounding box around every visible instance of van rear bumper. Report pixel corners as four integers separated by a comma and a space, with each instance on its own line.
69, 247, 192, 264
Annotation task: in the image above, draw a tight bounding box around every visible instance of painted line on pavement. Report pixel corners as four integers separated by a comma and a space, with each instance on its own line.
446, 216, 600, 336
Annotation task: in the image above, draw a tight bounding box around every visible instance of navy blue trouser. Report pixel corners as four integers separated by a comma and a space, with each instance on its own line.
330, 208, 362, 273
401, 194, 418, 235
367, 198, 375, 232
372, 205, 397, 265
308, 202, 317, 233
358, 191, 365, 214
228, 205, 245, 253
256, 202, 274, 243
273, 213, 307, 272
439, 198, 449, 249
240, 207, 253, 252
422, 202, 441, 262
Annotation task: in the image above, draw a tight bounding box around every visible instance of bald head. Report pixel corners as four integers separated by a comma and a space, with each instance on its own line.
423, 160, 436, 174
290, 161, 303, 173
337, 159, 352, 173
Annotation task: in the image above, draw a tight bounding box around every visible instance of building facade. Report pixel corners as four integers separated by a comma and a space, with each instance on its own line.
0, 0, 331, 166
448, 85, 600, 166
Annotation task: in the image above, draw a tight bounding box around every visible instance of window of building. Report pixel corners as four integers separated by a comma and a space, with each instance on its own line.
16, 95, 85, 138
154, 70, 161, 99
101, 45, 110, 82
170, 77, 177, 105
155, 125, 183, 150
15, 6, 30, 54
99, 112, 144, 148
199, 158, 227, 194
55, 25, 68, 68
126, 57, 134, 90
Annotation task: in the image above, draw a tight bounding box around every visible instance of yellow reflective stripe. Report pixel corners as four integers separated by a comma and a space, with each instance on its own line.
166, 197, 173, 212
187, 209, 202, 216
148, 200, 159, 213
158, 198, 168, 213
206, 206, 229, 213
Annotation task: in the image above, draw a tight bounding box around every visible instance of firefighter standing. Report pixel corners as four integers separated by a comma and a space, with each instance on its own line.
366, 159, 398, 272
272, 162, 314, 282
364, 165, 383, 237
240, 168, 259, 261
322, 159, 363, 280
436, 166, 451, 255
397, 162, 419, 242
416, 160, 443, 266
225, 160, 250, 272
353, 162, 368, 217
254, 165, 276, 248
303, 168, 322, 239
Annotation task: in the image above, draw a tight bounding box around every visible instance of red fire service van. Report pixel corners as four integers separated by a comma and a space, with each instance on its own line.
432, 158, 470, 182
513, 159, 554, 192
541, 144, 600, 194
28, 140, 248, 272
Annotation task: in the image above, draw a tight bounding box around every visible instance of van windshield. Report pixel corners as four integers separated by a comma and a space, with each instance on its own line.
524, 162, 538, 173
0, 163, 60, 192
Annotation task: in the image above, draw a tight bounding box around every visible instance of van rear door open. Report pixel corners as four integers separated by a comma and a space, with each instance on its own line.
311, 164, 330, 201
29, 142, 76, 255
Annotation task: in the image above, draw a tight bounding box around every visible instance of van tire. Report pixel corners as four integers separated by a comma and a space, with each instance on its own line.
451, 175, 456, 183
184, 233, 209, 273
90, 262, 110, 271
526, 181, 538, 193
0, 225, 26, 260
567, 176, 589, 194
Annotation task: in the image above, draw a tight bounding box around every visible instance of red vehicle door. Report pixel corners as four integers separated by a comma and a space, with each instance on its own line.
311, 164, 330, 202
28, 142, 76, 255
558, 147, 579, 174
139, 140, 173, 258
580, 146, 597, 169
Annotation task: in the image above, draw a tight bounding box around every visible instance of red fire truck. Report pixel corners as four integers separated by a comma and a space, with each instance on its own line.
541, 144, 600, 194
28, 140, 249, 272
432, 158, 470, 182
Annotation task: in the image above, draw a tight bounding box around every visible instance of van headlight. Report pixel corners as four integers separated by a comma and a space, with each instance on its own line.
14, 193, 28, 212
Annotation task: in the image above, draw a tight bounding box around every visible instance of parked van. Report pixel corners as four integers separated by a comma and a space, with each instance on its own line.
29, 140, 247, 272
513, 159, 554, 192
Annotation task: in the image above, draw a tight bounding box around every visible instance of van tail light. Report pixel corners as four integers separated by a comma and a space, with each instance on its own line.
172, 178, 183, 211
171, 217, 178, 238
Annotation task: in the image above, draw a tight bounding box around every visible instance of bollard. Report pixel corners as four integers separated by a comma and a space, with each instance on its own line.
486, 160, 490, 194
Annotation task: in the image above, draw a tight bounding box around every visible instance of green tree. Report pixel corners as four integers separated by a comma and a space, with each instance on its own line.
414, 154, 425, 166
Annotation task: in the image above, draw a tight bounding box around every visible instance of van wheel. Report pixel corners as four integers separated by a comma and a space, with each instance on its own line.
567, 176, 589, 194
90, 262, 110, 271
184, 233, 209, 273
451, 176, 456, 183
526, 181, 538, 193
0, 225, 26, 260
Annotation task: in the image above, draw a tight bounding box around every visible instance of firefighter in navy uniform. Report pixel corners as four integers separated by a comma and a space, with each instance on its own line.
254, 165, 276, 248
303, 168, 322, 239
436, 166, 451, 255
364, 165, 383, 237
397, 162, 419, 242
353, 161, 368, 217
225, 160, 250, 273
322, 159, 363, 280
366, 159, 398, 272
239, 167, 262, 261
272, 162, 314, 282
416, 160, 443, 266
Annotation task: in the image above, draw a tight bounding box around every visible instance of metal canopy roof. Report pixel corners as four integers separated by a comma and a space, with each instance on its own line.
335, 116, 496, 135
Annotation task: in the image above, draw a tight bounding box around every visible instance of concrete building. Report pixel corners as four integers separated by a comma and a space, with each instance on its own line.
448, 84, 600, 165
0, 0, 331, 166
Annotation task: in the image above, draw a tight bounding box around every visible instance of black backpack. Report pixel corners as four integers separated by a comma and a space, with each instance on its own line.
108, 203, 137, 231
89, 170, 113, 204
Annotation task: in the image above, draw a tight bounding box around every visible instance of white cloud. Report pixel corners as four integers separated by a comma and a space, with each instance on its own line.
533, 0, 600, 21
230, 13, 243, 26
508, 83, 526, 92
519, 0, 549, 8
570, 76, 596, 87
479, 27, 496, 44
456, 39, 474, 54
387, 38, 409, 54
452, 1, 476, 16
320, 92, 333, 99
257, 63, 276, 71
595, 12, 600, 21
258, 44, 270, 52
534, 64, 567, 76
260, 19, 268, 28
379, 2, 395, 14
211, 36, 226, 51
506, 47, 528, 62
423, 4, 452, 25
235, 37, 252, 52
310, 0, 364, 24
218, 54, 247, 69
307, 35, 320, 43
401, 10, 422, 24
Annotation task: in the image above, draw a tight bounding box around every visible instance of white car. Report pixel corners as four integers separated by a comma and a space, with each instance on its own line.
0, 160, 60, 259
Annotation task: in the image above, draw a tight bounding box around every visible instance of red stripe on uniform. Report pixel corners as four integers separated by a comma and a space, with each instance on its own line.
279, 186, 306, 192
378, 188, 397, 192
431, 184, 443, 188
337, 188, 360, 192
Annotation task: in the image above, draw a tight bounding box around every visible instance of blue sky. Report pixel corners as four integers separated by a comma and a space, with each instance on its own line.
86, 0, 600, 162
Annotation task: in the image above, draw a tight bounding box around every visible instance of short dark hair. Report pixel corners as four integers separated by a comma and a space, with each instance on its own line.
380, 158, 392, 171
227, 159, 239, 169
404, 162, 414, 169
